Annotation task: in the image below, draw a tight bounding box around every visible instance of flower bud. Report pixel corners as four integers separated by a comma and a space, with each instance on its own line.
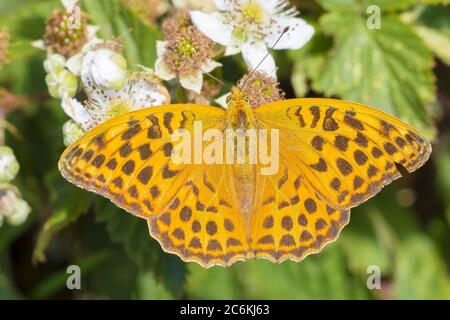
45, 67, 78, 98
43, 9, 88, 58
0, 146, 19, 183
44, 54, 66, 74
0, 186, 31, 227
81, 49, 127, 91
62, 120, 85, 146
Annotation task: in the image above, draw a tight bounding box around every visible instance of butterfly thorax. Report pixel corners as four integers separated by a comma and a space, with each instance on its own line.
226, 86, 256, 130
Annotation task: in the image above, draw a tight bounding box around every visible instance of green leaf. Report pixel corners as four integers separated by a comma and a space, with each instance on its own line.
405, 4, 450, 65
395, 234, 450, 299
288, 31, 332, 97
29, 250, 110, 299
340, 209, 393, 277
185, 264, 243, 299
135, 272, 174, 299
82, 0, 161, 68
366, 190, 450, 299
32, 172, 92, 264
239, 248, 370, 299
312, 12, 435, 136
0, 254, 22, 299
94, 199, 187, 298
316, 0, 420, 11
0, 0, 55, 59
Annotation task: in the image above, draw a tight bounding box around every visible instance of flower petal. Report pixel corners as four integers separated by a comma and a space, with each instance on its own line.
202, 59, 222, 73
86, 25, 101, 44
190, 11, 233, 46
215, 93, 230, 109
213, 0, 232, 10
44, 54, 66, 74
242, 41, 277, 79
255, 0, 280, 15
154, 58, 176, 81
61, 95, 93, 131
224, 42, 242, 56
61, 0, 78, 12
0, 146, 19, 183
7, 196, 31, 226
31, 40, 46, 50
156, 40, 168, 57
265, 17, 314, 50
126, 77, 171, 109
87, 49, 128, 89
179, 71, 203, 94
66, 53, 83, 75
63, 120, 85, 146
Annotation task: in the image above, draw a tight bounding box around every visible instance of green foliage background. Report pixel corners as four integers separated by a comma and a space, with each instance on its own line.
0, 0, 449, 299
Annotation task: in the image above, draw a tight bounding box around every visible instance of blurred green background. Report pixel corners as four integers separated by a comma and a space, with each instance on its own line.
0, 0, 449, 299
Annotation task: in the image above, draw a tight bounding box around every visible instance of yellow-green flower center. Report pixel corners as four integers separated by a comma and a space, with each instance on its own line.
238, 71, 285, 108
44, 10, 88, 57
164, 25, 214, 76
241, 1, 265, 24
106, 99, 132, 118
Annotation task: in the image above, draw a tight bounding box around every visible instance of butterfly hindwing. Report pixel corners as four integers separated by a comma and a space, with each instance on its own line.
148, 163, 251, 267
251, 156, 350, 262
255, 98, 432, 210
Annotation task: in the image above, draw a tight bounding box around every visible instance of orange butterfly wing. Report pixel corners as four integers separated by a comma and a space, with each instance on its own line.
255, 98, 431, 210
247, 98, 431, 262
60, 104, 251, 267
59, 98, 431, 267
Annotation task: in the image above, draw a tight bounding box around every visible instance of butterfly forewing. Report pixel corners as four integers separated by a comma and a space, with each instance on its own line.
255, 98, 432, 211
59, 104, 256, 267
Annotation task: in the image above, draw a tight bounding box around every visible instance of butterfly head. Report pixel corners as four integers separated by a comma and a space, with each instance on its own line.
227, 86, 250, 105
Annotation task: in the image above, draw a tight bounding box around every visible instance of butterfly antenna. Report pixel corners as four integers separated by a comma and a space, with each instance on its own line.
239, 26, 290, 92
166, 47, 228, 88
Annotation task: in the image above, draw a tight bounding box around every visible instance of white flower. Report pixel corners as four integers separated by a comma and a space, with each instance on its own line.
0, 185, 31, 227
33, 25, 101, 76
0, 146, 20, 183
45, 55, 79, 98
191, 0, 314, 78
154, 40, 221, 94
62, 72, 171, 131
64, 25, 102, 75
81, 49, 128, 91
63, 120, 84, 146
43, 54, 66, 73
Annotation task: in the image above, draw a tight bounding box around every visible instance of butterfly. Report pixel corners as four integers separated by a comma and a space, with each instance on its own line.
59, 86, 431, 267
